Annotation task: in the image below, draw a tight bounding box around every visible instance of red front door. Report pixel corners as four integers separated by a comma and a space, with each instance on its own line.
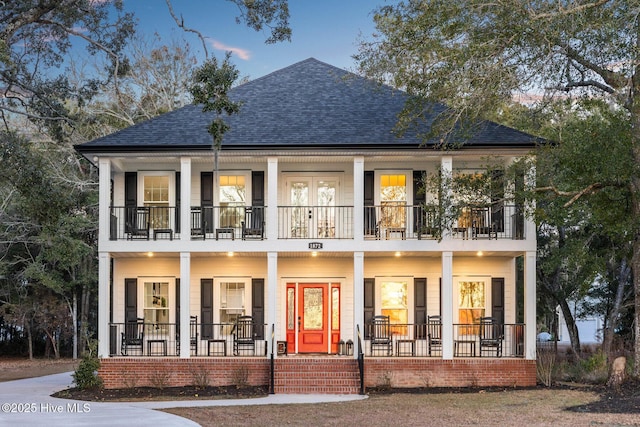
298, 283, 328, 353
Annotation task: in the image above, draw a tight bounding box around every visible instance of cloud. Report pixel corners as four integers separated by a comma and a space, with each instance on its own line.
206, 39, 251, 61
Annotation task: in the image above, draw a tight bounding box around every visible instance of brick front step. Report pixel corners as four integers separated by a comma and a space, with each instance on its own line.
274, 357, 361, 394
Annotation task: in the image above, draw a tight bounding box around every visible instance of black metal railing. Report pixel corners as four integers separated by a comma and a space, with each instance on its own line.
452, 205, 525, 240
361, 322, 525, 358
109, 203, 524, 241
109, 206, 179, 240
109, 321, 269, 357
356, 324, 365, 395
278, 206, 354, 239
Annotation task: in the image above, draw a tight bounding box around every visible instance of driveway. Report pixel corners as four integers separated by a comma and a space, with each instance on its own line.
0, 372, 366, 427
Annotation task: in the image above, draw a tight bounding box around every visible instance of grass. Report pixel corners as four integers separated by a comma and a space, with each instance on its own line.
164, 389, 640, 427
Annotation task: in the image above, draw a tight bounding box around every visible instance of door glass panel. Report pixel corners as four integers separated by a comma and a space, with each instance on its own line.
303, 287, 323, 330
287, 287, 295, 330
317, 181, 336, 237
331, 287, 340, 330
291, 181, 309, 237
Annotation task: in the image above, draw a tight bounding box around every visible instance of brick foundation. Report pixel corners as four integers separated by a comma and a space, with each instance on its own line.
98, 357, 536, 392
98, 357, 270, 389
364, 358, 537, 388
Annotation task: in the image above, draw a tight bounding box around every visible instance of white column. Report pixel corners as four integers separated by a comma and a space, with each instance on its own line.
441, 251, 454, 359
353, 157, 364, 241
98, 252, 110, 358
524, 251, 537, 360
267, 252, 278, 357
97, 158, 111, 358
353, 252, 364, 358
180, 157, 191, 241
179, 252, 191, 358
267, 158, 278, 241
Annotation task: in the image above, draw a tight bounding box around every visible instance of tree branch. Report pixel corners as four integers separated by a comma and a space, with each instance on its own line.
535, 182, 604, 207
528, 0, 613, 20
165, 0, 209, 59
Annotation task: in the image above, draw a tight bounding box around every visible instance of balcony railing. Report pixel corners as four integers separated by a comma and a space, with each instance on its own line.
363, 322, 525, 358
108, 204, 525, 241
278, 206, 354, 239
109, 321, 269, 357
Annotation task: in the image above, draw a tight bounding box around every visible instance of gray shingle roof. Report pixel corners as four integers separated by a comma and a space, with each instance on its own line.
76, 58, 539, 153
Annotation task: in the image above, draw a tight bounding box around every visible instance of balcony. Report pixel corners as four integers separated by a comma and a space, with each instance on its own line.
107, 204, 525, 241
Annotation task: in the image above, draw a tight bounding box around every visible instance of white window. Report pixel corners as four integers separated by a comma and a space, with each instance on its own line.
219, 175, 246, 228
377, 172, 410, 229
143, 281, 169, 333
140, 173, 174, 229
219, 280, 249, 324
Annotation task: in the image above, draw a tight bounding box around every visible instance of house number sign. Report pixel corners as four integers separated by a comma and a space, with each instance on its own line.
308, 242, 323, 249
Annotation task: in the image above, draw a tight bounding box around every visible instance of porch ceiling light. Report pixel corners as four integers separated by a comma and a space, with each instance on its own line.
395, 251, 401, 257
477, 251, 483, 256
147, 252, 153, 257
227, 251, 234, 257
311, 251, 318, 257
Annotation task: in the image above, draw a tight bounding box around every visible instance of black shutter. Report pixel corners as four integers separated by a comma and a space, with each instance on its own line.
201, 278, 213, 339
124, 278, 137, 323
414, 278, 427, 338
364, 171, 376, 235
175, 172, 181, 233
251, 171, 265, 206
491, 277, 505, 325
124, 172, 137, 233
364, 278, 375, 338
252, 278, 265, 340
201, 172, 213, 233
124, 172, 137, 207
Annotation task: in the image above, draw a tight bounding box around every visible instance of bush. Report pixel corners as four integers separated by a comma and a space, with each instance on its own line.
72, 341, 103, 390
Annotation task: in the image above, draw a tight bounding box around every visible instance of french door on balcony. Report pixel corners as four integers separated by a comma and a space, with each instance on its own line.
286, 177, 338, 238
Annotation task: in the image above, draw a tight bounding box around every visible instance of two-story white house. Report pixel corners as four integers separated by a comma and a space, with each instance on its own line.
76, 58, 538, 393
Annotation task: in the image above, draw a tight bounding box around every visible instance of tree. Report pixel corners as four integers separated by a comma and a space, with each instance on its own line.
356, 0, 640, 376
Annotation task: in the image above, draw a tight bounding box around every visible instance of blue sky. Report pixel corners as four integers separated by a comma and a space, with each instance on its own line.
122, 0, 382, 80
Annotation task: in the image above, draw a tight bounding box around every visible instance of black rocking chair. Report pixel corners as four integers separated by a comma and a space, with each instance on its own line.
370, 315, 393, 356
241, 206, 265, 240
121, 318, 144, 355
427, 315, 442, 356
232, 315, 257, 355
479, 317, 503, 357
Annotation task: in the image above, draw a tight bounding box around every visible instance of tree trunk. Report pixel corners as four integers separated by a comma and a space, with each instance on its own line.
629, 86, 640, 377
79, 284, 91, 355
557, 298, 581, 357
602, 259, 631, 358
25, 319, 33, 360
72, 293, 78, 360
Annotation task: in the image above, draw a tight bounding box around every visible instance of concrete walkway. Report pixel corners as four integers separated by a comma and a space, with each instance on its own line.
0, 372, 367, 427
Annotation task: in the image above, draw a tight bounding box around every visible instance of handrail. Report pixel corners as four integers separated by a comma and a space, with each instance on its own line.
356, 324, 364, 395
269, 324, 275, 394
